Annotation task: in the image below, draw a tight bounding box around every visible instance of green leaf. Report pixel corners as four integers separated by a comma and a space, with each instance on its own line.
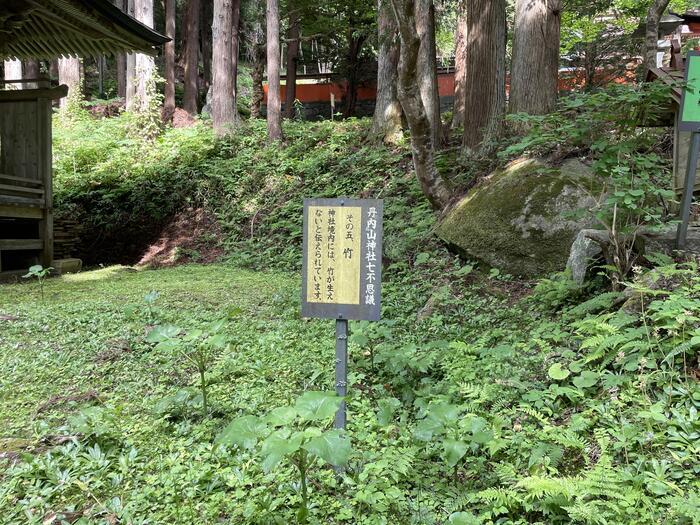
265, 406, 297, 426
548, 363, 570, 380
376, 397, 401, 427
260, 430, 303, 472
414, 252, 430, 265
350, 333, 369, 346
448, 511, 480, 525
145, 325, 182, 343
442, 439, 469, 468
215, 415, 267, 449
413, 417, 444, 442
303, 430, 351, 467
572, 371, 599, 389
294, 391, 341, 422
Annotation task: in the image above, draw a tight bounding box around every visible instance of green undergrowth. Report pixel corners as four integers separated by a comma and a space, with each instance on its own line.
53, 116, 438, 270
0, 258, 698, 524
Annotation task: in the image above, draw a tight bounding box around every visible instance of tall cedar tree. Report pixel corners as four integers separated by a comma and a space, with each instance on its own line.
3, 60, 22, 89
202, 0, 214, 91
416, 0, 441, 147
389, 0, 452, 210
113, 0, 127, 99
451, 0, 467, 128
23, 59, 39, 89
463, 0, 506, 150
212, 0, 240, 133
183, 0, 201, 114
126, 0, 136, 109
510, 0, 561, 115
134, 0, 156, 111
371, 0, 402, 143
58, 58, 81, 108
232, 0, 241, 99
266, 0, 283, 140
164, 0, 176, 121
284, 4, 300, 119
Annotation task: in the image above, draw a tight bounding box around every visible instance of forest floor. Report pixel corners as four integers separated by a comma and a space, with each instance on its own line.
0, 262, 698, 524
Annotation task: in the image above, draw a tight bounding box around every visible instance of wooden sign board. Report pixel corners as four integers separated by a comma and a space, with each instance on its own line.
301, 198, 383, 320
680, 51, 700, 132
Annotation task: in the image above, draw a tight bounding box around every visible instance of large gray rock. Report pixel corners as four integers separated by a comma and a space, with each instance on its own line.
567, 229, 608, 285
437, 158, 600, 277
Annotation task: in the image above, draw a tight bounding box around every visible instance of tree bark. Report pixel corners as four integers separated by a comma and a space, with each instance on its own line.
3, 60, 22, 90
645, 0, 671, 71
266, 0, 283, 141
452, 0, 467, 128
251, 40, 266, 118
415, 0, 441, 147
201, 0, 214, 92
58, 58, 82, 108
164, 0, 176, 121
232, 0, 241, 103
371, 0, 402, 143
134, 0, 156, 112
184, 0, 201, 115
463, 0, 506, 151
126, 0, 137, 109
510, 0, 561, 115
212, 0, 239, 134
23, 59, 39, 89
284, 7, 300, 119
342, 31, 366, 117
113, 0, 127, 99
389, 0, 452, 210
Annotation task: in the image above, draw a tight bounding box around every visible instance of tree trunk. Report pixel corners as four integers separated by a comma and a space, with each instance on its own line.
164, 0, 176, 121
510, 0, 561, 115
201, 0, 214, 92
645, 0, 671, 70
463, 0, 506, 151
284, 7, 300, 119
232, 0, 241, 103
23, 59, 39, 89
134, 0, 156, 112
212, 0, 239, 134
371, 0, 402, 143
114, 0, 127, 99
415, 0, 441, 147
389, 0, 452, 210
184, 0, 201, 114
343, 32, 366, 118
452, 0, 467, 128
266, 0, 283, 141
58, 58, 82, 109
126, 0, 137, 109
251, 40, 266, 118
3, 60, 22, 90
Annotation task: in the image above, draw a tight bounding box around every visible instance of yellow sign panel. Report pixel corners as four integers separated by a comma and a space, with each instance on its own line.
305, 205, 362, 305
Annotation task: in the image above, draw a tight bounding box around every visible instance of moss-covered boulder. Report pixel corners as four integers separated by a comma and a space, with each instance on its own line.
437, 158, 599, 277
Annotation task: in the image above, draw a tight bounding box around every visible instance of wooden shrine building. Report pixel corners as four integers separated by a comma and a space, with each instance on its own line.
0, 0, 167, 277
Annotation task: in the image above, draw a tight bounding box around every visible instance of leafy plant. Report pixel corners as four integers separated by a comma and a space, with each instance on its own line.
216, 391, 351, 523
22, 264, 53, 301
146, 318, 230, 416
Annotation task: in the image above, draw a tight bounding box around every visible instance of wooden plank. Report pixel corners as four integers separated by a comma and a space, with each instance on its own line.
0, 184, 44, 195
0, 239, 42, 250
39, 98, 53, 267
0, 195, 44, 207
0, 205, 43, 219
0, 86, 68, 103
0, 174, 44, 187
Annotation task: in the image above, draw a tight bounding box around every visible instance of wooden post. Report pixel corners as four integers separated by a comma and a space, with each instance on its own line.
38, 96, 53, 267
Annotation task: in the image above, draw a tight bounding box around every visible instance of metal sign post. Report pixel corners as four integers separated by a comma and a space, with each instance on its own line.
676, 51, 700, 250
301, 198, 383, 430
334, 318, 348, 429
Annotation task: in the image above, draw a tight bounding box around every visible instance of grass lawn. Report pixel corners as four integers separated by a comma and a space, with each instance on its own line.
1, 263, 698, 525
